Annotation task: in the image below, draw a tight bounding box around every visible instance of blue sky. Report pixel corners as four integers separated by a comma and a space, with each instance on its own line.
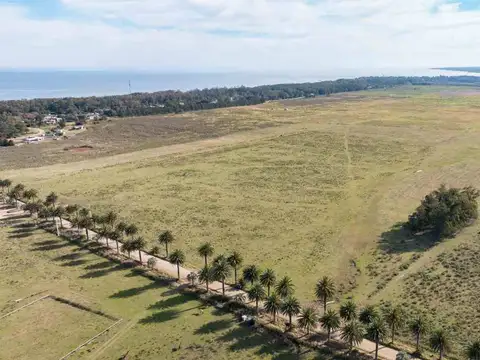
0, 0, 479, 70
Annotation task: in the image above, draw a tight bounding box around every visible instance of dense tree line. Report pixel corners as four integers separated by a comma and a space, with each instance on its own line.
406, 185, 479, 239
1, 76, 480, 119
2, 179, 480, 360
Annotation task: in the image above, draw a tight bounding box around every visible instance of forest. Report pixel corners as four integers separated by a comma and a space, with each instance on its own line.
1, 75, 480, 119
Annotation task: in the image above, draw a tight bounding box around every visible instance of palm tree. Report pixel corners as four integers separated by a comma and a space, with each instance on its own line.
125, 224, 138, 241
275, 276, 294, 298
159, 230, 174, 257
45, 192, 58, 208
0, 179, 11, 197
315, 276, 335, 313
91, 213, 102, 231
280, 296, 301, 328
384, 305, 404, 343
466, 341, 480, 360
359, 304, 379, 325
340, 300, 358, 322
321, 309, 341, 341
199, 265, 215, 292
96, 225, 110, 244
54, 205, 66, 228
109, 230, 122, 254
79, 216, 94, 241
150, 245, 160, 256
410, 316, 429, 353
121, 239, 134, 258
260, 269, 276, 297
227, 251, 243, 285
429, 329, 451, 360
264, 293, 282, 323
198, 242, 214, 267
65, 204, 79, 221
23, 189, 38, 202
79, 207, 90, 220
11, 184, 25, 207
298, 306, 319, 335
368, 316, 387, 360
243, 265, 260, 286
23, 200, 42, 223
104, 211, 118, 230
169, 249, 186, 281
212, 258, 231, 295
133, 236, 146, 263
341, 320, 365, 353
248, 283, 266, 313
116, 221, 128, 235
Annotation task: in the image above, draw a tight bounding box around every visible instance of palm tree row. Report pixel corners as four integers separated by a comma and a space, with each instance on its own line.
3, 180, 480, 360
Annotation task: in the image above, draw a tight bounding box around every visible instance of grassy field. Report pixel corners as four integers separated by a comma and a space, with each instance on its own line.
0, 210, 323, 360
3, 85, 480, 357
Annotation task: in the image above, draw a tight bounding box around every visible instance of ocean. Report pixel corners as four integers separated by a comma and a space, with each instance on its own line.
0, 68, 476, 101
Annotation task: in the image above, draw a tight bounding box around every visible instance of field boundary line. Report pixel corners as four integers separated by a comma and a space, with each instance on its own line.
58, 319, 123, 360
0, 294, 50, 321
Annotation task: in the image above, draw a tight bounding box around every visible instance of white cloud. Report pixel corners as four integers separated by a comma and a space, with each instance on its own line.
0, 0, 480, 71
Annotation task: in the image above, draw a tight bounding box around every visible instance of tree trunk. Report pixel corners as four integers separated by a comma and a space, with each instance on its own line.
86, 229, 90, 241
116, 240, 119, 254
177, 264, 180, 281
328, 328, 331, 341
59, 217, 63, 228
416, 334, 420, 352
234, 267, 237, 284
392, 324, 395, 343
106, 236, 109, 248
323, 294, 327, 313
139, 250, 142, 263
204, 255, 207, 267
439, 348, 443, 360
166, 244, 169, 258
273, 311, 276, 323
206, 279, 209, 291
128, 251, 131, 258
222, 280, 225, 295
289, 314, 292, 327
375, 337, 379, 360
267, 285, 271, 297
255, 299, 259, 313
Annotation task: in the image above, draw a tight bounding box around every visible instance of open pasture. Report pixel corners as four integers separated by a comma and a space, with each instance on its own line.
3, 86, 480, 357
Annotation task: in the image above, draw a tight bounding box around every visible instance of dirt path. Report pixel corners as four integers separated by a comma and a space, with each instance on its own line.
1, 201, 399, 360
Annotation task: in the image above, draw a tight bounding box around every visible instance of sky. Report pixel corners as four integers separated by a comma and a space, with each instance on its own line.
0, 0, 480, 72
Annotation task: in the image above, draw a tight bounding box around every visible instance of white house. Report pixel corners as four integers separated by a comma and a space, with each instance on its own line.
42, 115, 62, 125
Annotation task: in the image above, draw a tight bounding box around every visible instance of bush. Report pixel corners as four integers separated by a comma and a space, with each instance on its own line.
0, 139, 14, 146
405, 185, 479, 238
147, 257, 157, 269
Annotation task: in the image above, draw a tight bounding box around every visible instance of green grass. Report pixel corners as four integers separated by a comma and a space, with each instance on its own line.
3, 85, 480, 357
0, 214, 322, 360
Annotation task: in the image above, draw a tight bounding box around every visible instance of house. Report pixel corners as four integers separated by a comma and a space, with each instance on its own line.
42, 114, 62, 125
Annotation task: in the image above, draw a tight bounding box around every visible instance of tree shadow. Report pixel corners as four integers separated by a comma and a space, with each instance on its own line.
139, 310, 180, 324
194, 319, 233, 334
80, 262, 132, 279
62, 259, 89, 267
53, 252, 86, 262
148, 294, 195, 310
84, 261, 113, 270
378, 222, 439, 254
110, 281, 165, 298
31, 242, 71, 251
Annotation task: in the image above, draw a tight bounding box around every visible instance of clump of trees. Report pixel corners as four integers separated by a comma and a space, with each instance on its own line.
406, 185, 479, 238
4, 179, 480, 360
0, 114, 27, 140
